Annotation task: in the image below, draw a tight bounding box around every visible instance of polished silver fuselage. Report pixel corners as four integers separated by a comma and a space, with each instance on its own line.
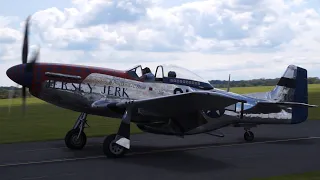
36, 72, 298, 136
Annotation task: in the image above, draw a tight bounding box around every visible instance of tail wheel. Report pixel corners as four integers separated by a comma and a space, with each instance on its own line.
244, 131, 254, 142
65, 129, 87, 150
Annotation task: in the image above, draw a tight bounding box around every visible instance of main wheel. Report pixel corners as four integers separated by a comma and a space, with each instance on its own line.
103, 134, 127, 158
244, 131, 254, 142
64, 129, 87, 150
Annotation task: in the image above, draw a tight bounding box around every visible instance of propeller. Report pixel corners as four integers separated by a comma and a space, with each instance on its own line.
7, 85, 16, 114
20, 15, 40, 114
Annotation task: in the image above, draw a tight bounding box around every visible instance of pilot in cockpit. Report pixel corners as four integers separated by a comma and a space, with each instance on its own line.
140, 67, 155, 81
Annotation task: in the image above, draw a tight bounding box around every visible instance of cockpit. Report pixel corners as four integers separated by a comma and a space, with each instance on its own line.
126, 64, 214, 90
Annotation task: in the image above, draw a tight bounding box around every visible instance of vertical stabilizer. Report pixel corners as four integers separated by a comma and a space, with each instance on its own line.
270, 65, 308, 123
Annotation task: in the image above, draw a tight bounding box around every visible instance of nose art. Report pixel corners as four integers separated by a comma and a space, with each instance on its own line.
6, 64, 32, 87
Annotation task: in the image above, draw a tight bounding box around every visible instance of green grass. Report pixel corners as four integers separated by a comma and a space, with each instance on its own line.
251, 170, 320, 180
0, 84, 319, 144
0, 98, 141, 144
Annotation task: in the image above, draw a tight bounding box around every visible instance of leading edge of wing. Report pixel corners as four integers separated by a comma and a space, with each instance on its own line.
116, 91, 247, 116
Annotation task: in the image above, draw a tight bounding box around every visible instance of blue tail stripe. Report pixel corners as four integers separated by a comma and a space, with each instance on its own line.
292, 67, 308, 124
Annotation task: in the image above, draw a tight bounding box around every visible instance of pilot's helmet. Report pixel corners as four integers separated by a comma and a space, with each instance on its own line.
143, 67, 151, 73
168, 71, 176, 78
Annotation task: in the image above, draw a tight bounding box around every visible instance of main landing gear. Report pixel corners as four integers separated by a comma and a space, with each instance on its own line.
102, 109, 132, 158
65, 113, 89, 150
64, 109, 132, 158
103, 134, 127, 158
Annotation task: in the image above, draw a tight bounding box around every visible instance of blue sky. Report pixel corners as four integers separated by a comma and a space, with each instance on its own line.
1, 0, 320, 86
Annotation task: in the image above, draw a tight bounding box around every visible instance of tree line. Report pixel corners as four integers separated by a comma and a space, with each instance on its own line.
0, 86, 32, 99
0, 77, 319, 99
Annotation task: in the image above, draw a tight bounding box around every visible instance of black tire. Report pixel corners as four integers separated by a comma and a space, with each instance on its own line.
65, 129, 87, 150
103, 134, 127, 158
244, 131, 254, 142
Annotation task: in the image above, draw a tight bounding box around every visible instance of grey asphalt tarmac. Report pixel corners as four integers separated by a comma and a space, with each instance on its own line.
1, 120, 320, 180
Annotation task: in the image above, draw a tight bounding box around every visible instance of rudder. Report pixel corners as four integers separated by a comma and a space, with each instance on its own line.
271, 65, 308, 124
292, 66, 308, 123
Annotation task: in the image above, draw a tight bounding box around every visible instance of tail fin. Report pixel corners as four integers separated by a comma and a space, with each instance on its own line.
270, 65, 309, 123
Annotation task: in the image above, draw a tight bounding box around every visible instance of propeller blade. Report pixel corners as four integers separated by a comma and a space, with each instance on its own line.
29, 46, 39, 64
22, 86, 26, 115
26, 46, 40, 72
21, 16, 33, 115
22, 16, 31, 64
7, 85, 16, 114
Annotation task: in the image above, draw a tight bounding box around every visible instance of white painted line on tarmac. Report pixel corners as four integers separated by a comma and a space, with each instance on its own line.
16, 144, 98, 152
15, 140, 141, 153
0, 156, 105, 167
14, 136, 174, 153
21, 172, 76, 180
0, 136, 319, 167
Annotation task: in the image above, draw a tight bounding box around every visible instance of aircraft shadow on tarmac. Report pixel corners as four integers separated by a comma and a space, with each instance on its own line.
106, 137, 316, 172
112, 150, 234, 173
56, 135, 318, 173
58, 142, 236, 173
62, 135, 316, 159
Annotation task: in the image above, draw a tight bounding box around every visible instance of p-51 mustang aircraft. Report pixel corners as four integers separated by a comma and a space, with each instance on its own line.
6, 16, 318, 158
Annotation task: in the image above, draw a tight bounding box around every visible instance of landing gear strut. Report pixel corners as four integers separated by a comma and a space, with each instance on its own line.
103, 109, 132, 158
238, 102, 254, 142
244, 130, 254, 142
65, 112, 89, 150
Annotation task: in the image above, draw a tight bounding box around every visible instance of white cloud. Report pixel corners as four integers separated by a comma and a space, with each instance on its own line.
1, 0, 320, 87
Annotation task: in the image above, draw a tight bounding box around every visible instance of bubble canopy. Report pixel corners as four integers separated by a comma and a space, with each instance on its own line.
157, 65, 205, 81
126, 64, 214, 90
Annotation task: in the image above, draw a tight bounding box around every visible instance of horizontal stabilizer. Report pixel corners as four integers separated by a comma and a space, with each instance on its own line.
257, 101, 318, 108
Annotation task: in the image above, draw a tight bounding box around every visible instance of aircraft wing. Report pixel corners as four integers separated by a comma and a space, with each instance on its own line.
115, 91, 247, 117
